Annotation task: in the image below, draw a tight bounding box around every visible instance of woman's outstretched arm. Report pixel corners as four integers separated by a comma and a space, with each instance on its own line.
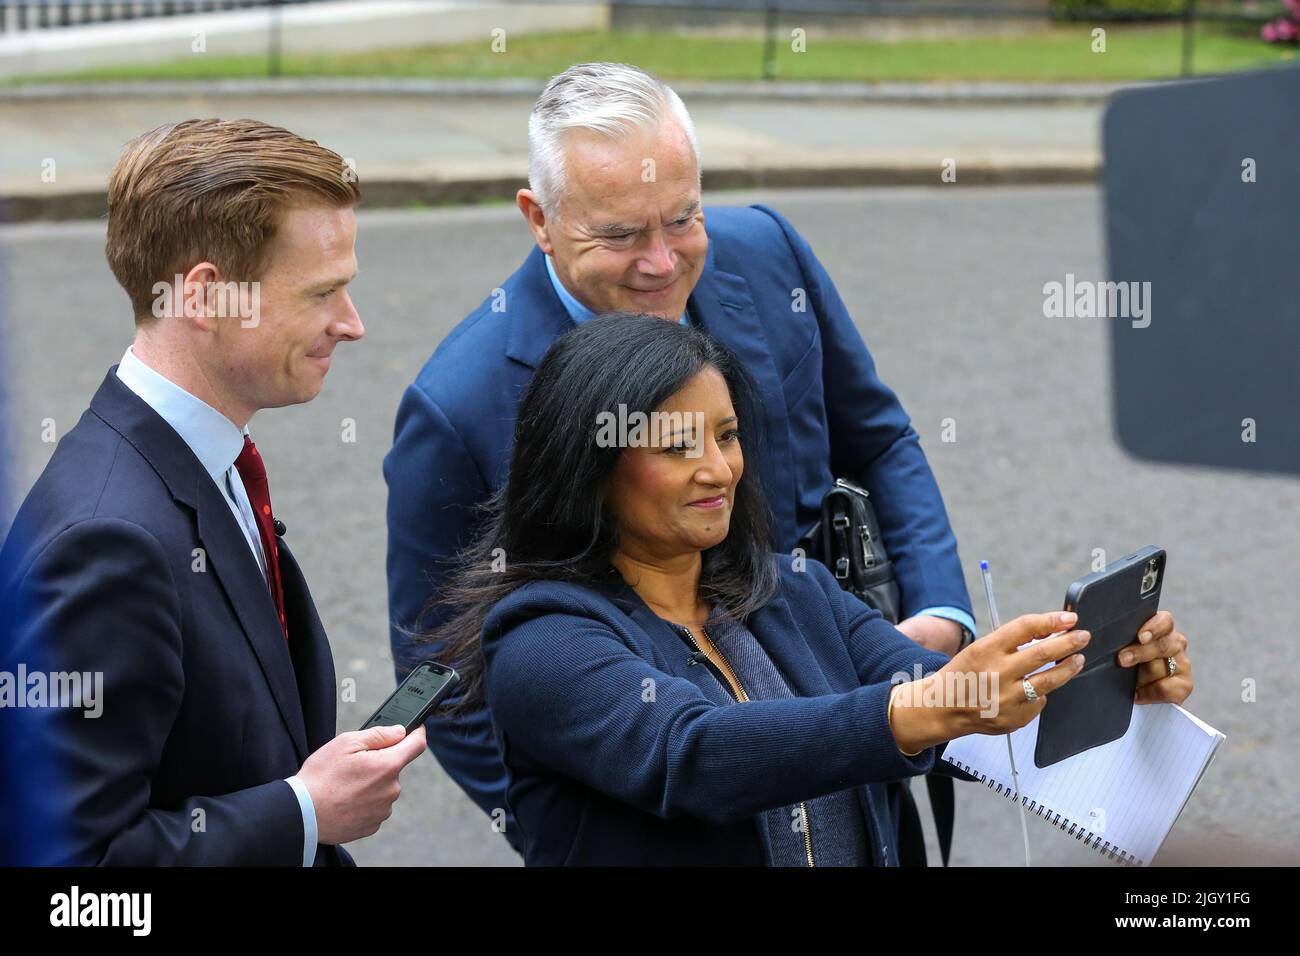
483, 611, 938, 825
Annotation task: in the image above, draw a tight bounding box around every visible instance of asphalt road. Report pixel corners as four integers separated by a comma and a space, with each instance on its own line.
2, 185, 1296, 866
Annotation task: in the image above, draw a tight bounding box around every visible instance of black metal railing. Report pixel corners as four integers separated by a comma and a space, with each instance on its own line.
0, 0, 1286, 80
0, 0, 320, 34
603, 0, 1284, 78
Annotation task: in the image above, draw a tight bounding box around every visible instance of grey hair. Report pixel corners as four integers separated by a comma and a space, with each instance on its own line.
527, 62, 702, 216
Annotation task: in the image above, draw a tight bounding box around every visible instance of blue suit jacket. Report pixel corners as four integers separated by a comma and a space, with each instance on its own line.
0, 371, 352, 866
481, 558, 964, 865
385, 204, 972, 847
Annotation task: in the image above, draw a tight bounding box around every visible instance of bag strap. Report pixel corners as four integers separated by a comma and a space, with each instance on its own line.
926, 775, 955, 867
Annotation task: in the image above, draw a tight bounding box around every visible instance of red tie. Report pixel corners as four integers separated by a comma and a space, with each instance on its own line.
234, 435, 288, 641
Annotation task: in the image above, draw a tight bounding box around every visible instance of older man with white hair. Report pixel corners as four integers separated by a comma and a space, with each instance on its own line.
385, 62, 975, 863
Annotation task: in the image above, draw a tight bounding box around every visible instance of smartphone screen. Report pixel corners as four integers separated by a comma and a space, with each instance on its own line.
360, 662, 458, 732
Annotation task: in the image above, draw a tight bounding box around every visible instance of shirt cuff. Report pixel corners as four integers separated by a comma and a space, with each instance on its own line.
284, 775, 318, 867
915, 605, 976, 640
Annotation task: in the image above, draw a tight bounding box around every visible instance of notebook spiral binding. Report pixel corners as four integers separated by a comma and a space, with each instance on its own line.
948, 759, 1144, 867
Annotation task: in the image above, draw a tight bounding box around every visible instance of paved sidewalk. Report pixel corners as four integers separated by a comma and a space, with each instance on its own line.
0, 81, 1108, 221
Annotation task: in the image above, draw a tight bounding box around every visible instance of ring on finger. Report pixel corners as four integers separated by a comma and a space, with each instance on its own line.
1166, 657, 1177, 677
1022, 678, 1039, 702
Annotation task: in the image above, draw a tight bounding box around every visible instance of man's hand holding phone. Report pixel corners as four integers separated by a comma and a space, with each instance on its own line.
296, 724, 428, 846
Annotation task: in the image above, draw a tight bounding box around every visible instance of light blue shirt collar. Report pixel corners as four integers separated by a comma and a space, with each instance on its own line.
114, 345, 248, 485
544, 253, 688, 326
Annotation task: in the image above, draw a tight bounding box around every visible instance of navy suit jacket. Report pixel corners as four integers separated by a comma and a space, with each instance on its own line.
482, 558, 966, 866
0, 371, 351, 866
385, 204, 972, 847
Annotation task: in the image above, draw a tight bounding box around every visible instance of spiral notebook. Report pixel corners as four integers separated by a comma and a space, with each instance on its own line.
941, 702, 1224, 866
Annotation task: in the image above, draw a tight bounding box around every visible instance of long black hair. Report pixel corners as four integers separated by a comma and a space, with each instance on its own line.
424, 311, 780, 711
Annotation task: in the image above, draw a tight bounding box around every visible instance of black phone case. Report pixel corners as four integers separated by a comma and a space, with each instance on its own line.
359, 661, 459, 733
1034, 547, 1165, 769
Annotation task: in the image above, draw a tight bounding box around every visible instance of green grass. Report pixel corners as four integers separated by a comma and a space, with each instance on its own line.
16, 25, 1298, 85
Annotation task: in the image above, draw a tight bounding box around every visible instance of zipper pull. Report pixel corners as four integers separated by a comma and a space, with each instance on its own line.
687, 650, 709, 666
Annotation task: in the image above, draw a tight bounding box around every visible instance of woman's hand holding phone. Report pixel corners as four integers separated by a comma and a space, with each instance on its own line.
1117, 609, 1193, 705
888, 611, 1090, 752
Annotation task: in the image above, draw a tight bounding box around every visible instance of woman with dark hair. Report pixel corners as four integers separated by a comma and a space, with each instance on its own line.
428, 312, 1193, 866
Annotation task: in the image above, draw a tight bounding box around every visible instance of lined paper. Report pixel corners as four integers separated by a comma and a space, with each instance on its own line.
941, 703, 1225, 866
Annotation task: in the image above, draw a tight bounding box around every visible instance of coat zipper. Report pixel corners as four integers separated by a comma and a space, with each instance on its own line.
674, 622, 816, 867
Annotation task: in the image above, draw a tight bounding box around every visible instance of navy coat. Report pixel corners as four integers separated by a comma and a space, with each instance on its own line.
0, 371, 351, 866
481, 557, 967, 865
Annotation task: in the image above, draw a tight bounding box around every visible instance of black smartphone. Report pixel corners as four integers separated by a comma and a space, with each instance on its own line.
359, 661, 459, 733
1034, 546, 1166, 768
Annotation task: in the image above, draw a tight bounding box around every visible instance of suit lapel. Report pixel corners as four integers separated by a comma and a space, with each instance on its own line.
197, 484, 310, 762
91, 370, 311, 763
279, 540, 337, 752
688, 250, 799, 544
505, 246, 577, 370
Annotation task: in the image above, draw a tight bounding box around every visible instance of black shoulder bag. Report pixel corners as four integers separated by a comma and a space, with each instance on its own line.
798, 477, 955, 867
